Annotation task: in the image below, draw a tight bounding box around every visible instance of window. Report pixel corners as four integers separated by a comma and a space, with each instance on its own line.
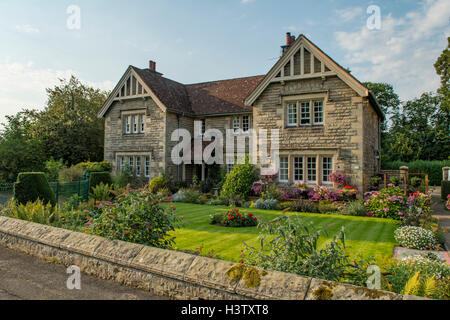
314, 101, 324, 125
287, 103, 297, 127
145, 156, 150, 177
322, 157, 333, 184
125, 116, 131, 134
300, 102, 311, 125
285, 99, 324, 127
279, 157, 289, 182
242, 116, 249, 132
233, 117, 240, 133
307, 157, 317, 184
133, 115, 139, 133
128, 157, 134, 171
124, 113, 145, 134
227, 163, 235, 173
201, 119, 206, 135
140, 115, 145, 133
293, 157, 303, 182
119, 157, 125, 171
136, 157, 141, 175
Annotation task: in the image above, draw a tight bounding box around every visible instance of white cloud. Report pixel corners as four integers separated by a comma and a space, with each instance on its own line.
335, 7, 363, 22
15, 25, 40, 34
0, 61, 114, 125
334, 0, 450, 100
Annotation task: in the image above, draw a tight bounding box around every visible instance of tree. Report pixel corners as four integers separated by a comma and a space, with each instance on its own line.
434, 37, 449, 112
364, 82, 401, 132
33, 76, 108, 165
0, 110, 46, 182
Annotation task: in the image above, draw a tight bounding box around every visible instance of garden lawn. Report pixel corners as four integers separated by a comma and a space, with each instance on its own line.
165, 203, 399, 263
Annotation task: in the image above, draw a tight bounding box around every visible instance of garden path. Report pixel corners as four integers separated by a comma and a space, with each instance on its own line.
430, 187, 450, 251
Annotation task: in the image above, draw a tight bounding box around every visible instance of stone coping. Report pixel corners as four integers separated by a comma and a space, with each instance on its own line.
0, 216, 420, 300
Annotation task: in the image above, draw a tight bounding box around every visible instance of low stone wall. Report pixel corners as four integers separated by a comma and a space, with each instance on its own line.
0, 216, 419, 300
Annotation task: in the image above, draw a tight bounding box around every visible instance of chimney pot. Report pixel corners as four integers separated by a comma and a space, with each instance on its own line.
286, 32, 291, 45
149, 60, 156, 71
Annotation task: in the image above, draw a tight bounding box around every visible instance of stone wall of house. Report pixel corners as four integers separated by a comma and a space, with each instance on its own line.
103, 97, 166, 179
252, 75, 367, 189
363, 99, 380, 176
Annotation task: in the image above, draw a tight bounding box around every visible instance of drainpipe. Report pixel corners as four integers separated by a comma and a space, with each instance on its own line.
177, 113, 183, 182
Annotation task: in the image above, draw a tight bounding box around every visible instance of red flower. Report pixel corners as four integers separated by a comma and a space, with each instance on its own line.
248, 213, 253, 217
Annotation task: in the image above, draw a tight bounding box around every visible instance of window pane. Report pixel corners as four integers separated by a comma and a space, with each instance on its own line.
125, 116, 131, 134
307, 157, 317, 183
145, 156, 150, 177
300, 102, 311, 125
233, 117, 240, 132
133, 115, 139, 133
136, 157, 141, 175
201, 119, 206, 135
242, 116, 249, 132
140, 115, 145, 133
293, 157, 303, 182
322, 157, 333, 183
129, 157, 134, 169
314, 101, 324, 124
287, 103, 297, 126
279, 157, 289, 182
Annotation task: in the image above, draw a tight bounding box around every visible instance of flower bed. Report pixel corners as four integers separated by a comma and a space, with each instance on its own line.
394, 226, 438, 250
364, 186, 406, 220
210, 208, 258, 227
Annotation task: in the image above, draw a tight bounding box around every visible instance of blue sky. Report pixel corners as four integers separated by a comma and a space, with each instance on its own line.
0, 0, 449, 124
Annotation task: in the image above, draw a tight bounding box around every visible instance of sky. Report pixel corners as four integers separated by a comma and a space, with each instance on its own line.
0, 0, 449, 124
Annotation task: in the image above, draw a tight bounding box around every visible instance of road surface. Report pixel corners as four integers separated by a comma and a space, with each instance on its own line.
0, 245, 167, 300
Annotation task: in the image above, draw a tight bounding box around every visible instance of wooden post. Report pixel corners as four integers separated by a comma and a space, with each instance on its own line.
400, 166, 409, 196
363, 173, 367, 194
425, 174, 429, 194
384, 173, 387, 189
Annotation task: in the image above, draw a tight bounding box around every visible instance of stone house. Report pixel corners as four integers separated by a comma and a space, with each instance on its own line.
98, 34, 384, 190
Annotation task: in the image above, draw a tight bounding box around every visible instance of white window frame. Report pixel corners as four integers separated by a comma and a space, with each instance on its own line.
136, 156, 141, 175
125, 116, 131, 134
233, 117, 240, 133
145, 156, 150, 177
140, 115, 145, 133
242, 116, 250, 133
313, 101, 324, 125
293, 157, 304, 182
279, 157, 289, 182
133, 115, 139, 134
307, 157, 317, 184
300, 102, 311, 126
286, 103, 298, 127
322, 157, 333, 185
119, 156, 125, 171
128, 156, 134, 171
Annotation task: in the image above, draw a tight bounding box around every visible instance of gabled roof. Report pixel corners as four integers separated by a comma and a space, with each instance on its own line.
244, 34, 384, 120
98, 67, 264, 118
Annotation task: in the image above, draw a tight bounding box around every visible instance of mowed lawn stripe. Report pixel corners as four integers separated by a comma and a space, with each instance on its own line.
165, 203, 398, 262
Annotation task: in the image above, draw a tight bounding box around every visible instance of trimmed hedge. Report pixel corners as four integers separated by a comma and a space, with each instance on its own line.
74, 161, 112, 173
14, 172, 56, 206
442, 181, 450, 201
89, 172, 112, 192
382, 160, 450, 186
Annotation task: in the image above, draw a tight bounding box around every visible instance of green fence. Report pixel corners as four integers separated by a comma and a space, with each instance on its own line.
0, 180, 89, 204
49, 179, 90, 203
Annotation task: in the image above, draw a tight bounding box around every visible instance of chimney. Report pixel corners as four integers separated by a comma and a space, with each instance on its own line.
282, 33, 296, 54
149, 60, 156, 71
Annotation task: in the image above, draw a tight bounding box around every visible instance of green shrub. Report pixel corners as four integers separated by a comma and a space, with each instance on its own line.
345, 200, 367, 216
221, 157, 258, 199
253, 198, 279, 210
289, 199, 320, 213
58, 166, 84, 182
243, 216, 352, 282
442, 181, 450, 201
183, 188, 202, 204
394, 226, 438, 250
86, 190, 181, 248
14, 172, 56, 206
383, 160, 450, 186
318, 200, 340, 214
45, 158, 65, 182
219, 194, 243, 207
74, 161, 112, 173
149, 176, 168, 193
364, 186, 406, 219
90, 183, 113, 201
89, 172, 112, 192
